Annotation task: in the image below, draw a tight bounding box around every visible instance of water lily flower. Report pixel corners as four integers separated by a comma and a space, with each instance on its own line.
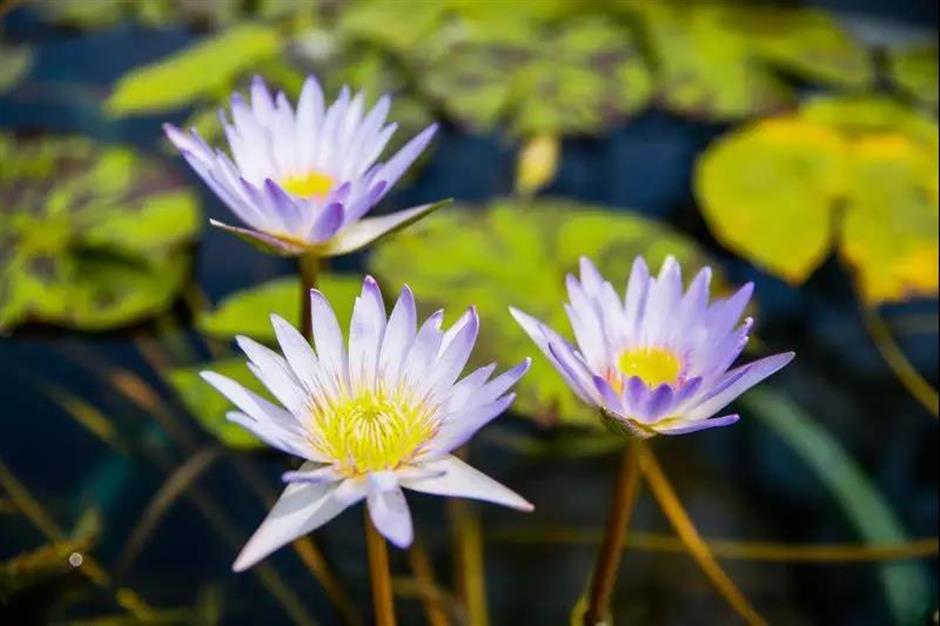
164, 75, 444, 256
202, 276, 532, 571
510, 256, 794, 437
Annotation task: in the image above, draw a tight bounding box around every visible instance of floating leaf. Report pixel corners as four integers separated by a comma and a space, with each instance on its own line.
336, 0, 449, 54
738, 6, 874, 89
0, 44, 33, 96
841, 135, 939, 303
107, 24, 281, 116
888, 45, 939, 110
695, 97, 939, 303
515, 133, 560, 197
624, 2, 791, 120
413, 16, 652, 134
0, 134, 200, 331
198, 273, 361, 343
369, 199, 724, 428
168, 358, 267, 449
744, 388, 931, 626
695, 117, 849, 283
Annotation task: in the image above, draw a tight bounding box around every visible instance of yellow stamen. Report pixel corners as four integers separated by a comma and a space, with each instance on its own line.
617, 347, 683, 388
281, 170, 334, 199
311, 389, 436, 476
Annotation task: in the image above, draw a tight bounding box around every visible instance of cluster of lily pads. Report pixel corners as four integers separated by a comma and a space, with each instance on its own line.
0, 1, 937, 625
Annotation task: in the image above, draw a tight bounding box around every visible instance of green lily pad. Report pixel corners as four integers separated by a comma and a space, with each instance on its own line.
736, 6, 874, 89
0, 134, 199, 331
412, 15, 652, 134
888, 44, 938, 110
623, 1, 791, 120
107, 23, 281, 116
369, 199, 724, 428
198, 273, 361, 343
0, 44, 32, 96
695, 96, 939, 304
168, 358, 268, 449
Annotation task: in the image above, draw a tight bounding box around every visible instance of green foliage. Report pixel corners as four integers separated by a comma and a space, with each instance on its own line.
107, 24, 281, 116
369, 198, 724, 428
695, 96, 938, 303
0, 134, 199, 331
410, 15, 652, 134
888, 45, 939, 110
744, 388, 931, 626
198, 273, 361, 343
0, 44, 32, 96
34, 0, 315, 30
620, 1, 872, 119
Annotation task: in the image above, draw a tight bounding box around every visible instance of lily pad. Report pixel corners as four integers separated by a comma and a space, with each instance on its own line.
623, 2, 791, 120
369, 198, 725, 428
888, 45, 939, 110
198, 273, 361, 343
412, 15, 652, 135
737, 6, 874, 89
0, 134, 199, 331
695, 117, 849, 283
695, 96, 939, 304
107, 23, 281, 116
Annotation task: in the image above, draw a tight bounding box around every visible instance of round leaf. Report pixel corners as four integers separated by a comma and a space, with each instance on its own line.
695, 118, 849, 283
369, 199, 724, 428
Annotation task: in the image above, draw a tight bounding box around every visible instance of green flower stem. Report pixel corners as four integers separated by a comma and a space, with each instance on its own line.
299, 253, 322, 342
365, 509, 398, 626
582, 439, 641, 626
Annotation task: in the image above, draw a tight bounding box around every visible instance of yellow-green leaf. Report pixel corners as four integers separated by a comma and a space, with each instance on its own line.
841, 135, 939, 303
695, 118, 848, 283
888, 45, 939, 110
107, 23, 281, 116
198, 273, 360, 343
369, 199, 725, 428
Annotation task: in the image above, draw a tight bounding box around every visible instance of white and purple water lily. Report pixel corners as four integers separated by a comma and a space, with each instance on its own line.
202, 276, 532, 571
164, 75, 444, 256
510, 256, 794, 438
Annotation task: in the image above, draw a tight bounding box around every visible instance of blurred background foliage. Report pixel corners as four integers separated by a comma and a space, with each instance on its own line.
0, 0, 937, 625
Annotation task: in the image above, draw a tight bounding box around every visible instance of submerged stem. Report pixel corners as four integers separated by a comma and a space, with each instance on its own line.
582, 439, 641, 626
299, 253, 321, 342
365, 510, 398, 626
638, 444, 768, 626
863, 306, 939, 418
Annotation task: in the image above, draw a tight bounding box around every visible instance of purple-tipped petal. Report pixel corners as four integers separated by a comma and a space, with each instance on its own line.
375, 124, 438, 198
309, 202, 344, 243
686, 352, 795, 421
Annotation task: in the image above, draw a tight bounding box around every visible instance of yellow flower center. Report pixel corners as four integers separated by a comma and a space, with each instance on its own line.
280, 170, 334, 199
617, 347, 683, 388
311, 390, 436, 476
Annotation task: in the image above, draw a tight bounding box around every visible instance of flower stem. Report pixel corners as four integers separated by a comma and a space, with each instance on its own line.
299, 253, 321, 342
863, 306, 939, 418
582, 439, 641, 626
365, 510, 397, 626
638, 443, 768, 626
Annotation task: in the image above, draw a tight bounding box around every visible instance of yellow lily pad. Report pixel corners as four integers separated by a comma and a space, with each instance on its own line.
695, 117, 848, 283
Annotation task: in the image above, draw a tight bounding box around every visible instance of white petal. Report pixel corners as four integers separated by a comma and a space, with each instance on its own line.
232, 479, 355, 572
320, 200, 449, 257
310, 289, 349, 394
348, 276, 387, 393
378, 285, 417, 381
400, 456, 533, 512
